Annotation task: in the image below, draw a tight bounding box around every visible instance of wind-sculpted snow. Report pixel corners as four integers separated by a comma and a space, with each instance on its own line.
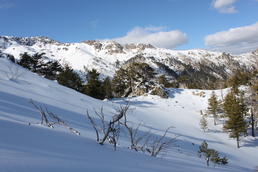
0, 56, 258, 171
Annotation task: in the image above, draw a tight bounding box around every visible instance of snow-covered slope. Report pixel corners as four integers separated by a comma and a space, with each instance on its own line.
1, 36, 257, 81
1, 56, 258, 171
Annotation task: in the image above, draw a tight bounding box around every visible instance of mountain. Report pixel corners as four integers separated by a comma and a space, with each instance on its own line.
1, 36, 257, 89
1, 56, 258, 171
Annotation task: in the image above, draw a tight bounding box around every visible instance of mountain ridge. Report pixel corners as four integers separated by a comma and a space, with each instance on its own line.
1, 36, 257, 88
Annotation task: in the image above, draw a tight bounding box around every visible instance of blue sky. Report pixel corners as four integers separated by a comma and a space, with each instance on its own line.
0, 0, 258, 54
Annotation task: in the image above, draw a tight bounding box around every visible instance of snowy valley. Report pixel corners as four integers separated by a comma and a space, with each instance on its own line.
1, 36, 258, 171
0, 55, 258, 171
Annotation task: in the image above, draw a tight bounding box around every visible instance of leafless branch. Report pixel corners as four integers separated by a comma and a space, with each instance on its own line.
87, 105, 126, 150
119, 112, 152, 151
28, 99, 80, 135
2, 64, 27, 80
145, 126, 180, 157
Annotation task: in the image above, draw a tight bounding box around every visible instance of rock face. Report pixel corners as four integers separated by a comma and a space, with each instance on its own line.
149, 85, 168, 98
125, 82, 168, 98
81, 40, 155, 55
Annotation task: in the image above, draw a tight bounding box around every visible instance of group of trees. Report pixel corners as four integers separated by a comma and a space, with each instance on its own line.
203, 69, 258, 148
17, 52, 161, 100
18, 52, 63, 80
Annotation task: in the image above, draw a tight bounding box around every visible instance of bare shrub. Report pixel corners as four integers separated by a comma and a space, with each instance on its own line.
145, 126, 179, 157
117, 102, 151, 151
87, 105, 126, 150
87, 101, 180, 156
1, 64, 27, 80
28, 99, 80, 135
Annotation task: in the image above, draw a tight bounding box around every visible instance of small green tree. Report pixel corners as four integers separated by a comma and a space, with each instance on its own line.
223, 89, 248, 148
207, 91, 219, 125
18, 52, 46, 73
41, 61, 63, 80
199, 117, 208, 132
83, 69, 104, 100
198, 141, 214, 166
226, 70, 249, 93
102, 76, 113, 99
198, 141, 228, 167
112, 68, 129, 97
57, 64, 82, 92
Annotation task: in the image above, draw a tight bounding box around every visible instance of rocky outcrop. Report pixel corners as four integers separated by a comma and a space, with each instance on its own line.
149, 85, 168, 98
0, 36, 60, 46
125, 82, 168, 98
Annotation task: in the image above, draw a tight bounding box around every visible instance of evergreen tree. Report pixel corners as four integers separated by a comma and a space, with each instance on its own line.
18, 52, 46, 72
249, 73, 258, 137
41, 61, 63, 80
112, 68, 128, 97
134, 62, 154, 82
126, 64, 139, 94
83, 69, 104, 100
223, 89, 248, 148
200, 117, 208, 132
18, 52, 33, 69
18, 52, 62, 80
207, 91, 219, 125
226, 70, 249, 93
158, 75, 171, 88
198, 141, 228, 166
198, 141, 214, 166
57, 64, 82, 92
102, 76, 113, 99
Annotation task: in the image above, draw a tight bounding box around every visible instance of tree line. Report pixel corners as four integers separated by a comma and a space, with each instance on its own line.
16, 52, 258, 100
201, 71, 258, 148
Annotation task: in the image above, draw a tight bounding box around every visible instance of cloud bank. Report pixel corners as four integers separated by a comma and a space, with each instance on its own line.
212, 0, 237, 13
204, 22, 258, 54
101, 26, 188, 49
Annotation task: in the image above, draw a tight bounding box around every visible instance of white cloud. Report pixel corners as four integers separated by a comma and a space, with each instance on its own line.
0, 3, 13, 9
101, 26, 188, 49
204, 22, 258, 54
212, 0, 237, 13
90, 19, 99, 28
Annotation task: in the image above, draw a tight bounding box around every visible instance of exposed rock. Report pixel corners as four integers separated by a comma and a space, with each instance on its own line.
124, 44, 137, 50
136, 43, 155, 50
81, 40, 103, 50
149, 85, 168, 98
104, 42, 124, 54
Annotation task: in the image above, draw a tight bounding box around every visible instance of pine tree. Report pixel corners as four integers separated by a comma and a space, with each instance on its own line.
102, 76, 113, 99
198, 141, 228, 166
18, 52, 46, 72
200, 117, 208, 132
198, 141, 214, 166
207, 91, 219, 125
41, 61, 63, 80
57, 64, 82, 92
223, 89, 248, 148
18, 52, 62, 80
226, 70, 249, 93
134, 62, 154, 83
83, 69, 104, 100
112, 68, 128, 97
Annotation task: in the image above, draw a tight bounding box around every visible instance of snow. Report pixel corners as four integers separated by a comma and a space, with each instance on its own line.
1, 36, 254, 81
1, 56, 258, 171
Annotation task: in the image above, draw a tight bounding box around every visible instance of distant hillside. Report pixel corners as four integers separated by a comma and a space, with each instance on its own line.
1, 36, 257, 89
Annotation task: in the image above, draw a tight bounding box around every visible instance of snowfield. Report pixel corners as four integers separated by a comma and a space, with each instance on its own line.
0, 57, 258, 171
